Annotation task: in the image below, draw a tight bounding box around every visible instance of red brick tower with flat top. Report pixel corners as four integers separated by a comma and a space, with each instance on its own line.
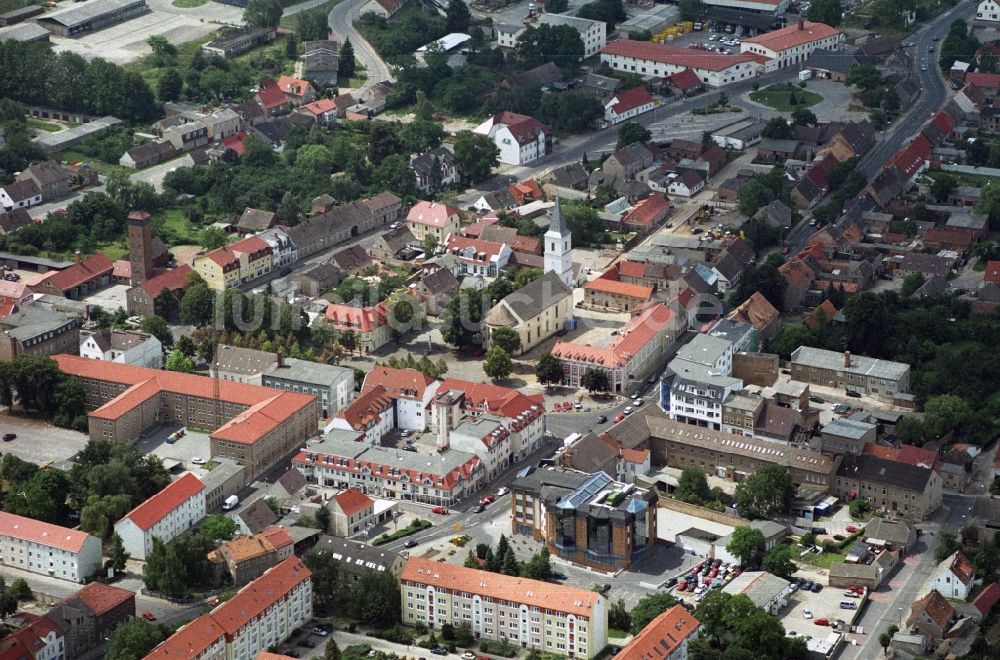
127, 211, 154, 286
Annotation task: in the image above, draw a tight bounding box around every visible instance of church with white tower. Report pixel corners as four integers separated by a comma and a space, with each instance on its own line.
544, 199, 574, 288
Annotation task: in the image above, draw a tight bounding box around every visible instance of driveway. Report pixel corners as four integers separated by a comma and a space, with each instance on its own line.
328, 0, 393, 94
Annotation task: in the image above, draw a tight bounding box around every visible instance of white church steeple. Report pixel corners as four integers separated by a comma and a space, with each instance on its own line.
544, 198, 574, 288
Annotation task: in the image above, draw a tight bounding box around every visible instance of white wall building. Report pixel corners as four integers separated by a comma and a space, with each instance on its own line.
447, 416, 512, 480
114, 473, 206, 560
259, 227, 298, 269
362, 366, 442, 431
740, 20, 842, 71
325, 385, 395, 443
604, 86, 656, 126
473, 112, 551, 165
544, 200, 574, 288
539, 13, 607, 58
0, 512, 102, 583
79, 328, 163, 369
978, 0, 1000, 20
601, 40, 762, 87
930, 551, 976, 600
661, 333, 741, 431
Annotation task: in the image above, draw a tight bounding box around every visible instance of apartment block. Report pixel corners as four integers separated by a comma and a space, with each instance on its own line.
0, 511, 102, 582
401, 557, 607, 658
114, 473, 207, 560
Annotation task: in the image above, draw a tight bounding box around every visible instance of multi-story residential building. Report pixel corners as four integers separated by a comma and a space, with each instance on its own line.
262, 357, 356, 419
510, 469, 657, 572
327, 385, 395, 444
445, 415, 512, 480
411, 147, 459, 193
600, 40, 762, 88
0, 307, 81, 361
583, 270, 654, 312
405, 201, 460, 245
79, 328, 163, 369
328, 488, 375, 536
114, 473, 206, 560
146, 557, 312, 660
162, 122, 209, 151
617, 606, 699, 660
323, 302, 392, 353
484, 272, 573, 355
553, 303, 678, 394
194, 235, 273, 291
790, 347, 910, 401
0, 511, 102, 582
208, 526, 294, 586
214, 345, 280, 385
259, 227, 297, 269
660, 334, 741, 430
444, 235, 512, 277
362, 366, 441, 431
978, 0, 1000, 21
834, 453, 942, 520
811, 417, 877, 455
0, 616, 64, 660
473, 112, 552, 165
125, 264, 192, 318
401, 557, 608, 658
741, 21, 842, 71
293, 429, 485, 506
538, 13, 607, 58
54, 355, 318, 482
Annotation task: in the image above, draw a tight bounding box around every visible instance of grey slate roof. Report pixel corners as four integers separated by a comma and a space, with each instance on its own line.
0, 308, 77, 341
790, 346, 909, 380
214, 345, 279, 376
234, 498, 279, 534
266, 357, 353, 387
420, 268, 460, 295
312, 535, 404, 575
488, 271, 571, 324
822, 417, 877, 440
836, 453, 934, 492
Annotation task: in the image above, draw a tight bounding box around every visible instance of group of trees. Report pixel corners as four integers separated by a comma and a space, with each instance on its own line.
576, 0, 627, 30
0, 41, 156, 122
105, 619, 167, 660
0, 100, 46, 177
844, 63, 900, 129
462, 535, 554, 581
725, 526, 798, 578
0, 576, 33, 620
940, 20, 979, 71
807, 0, 842, 25
143, 515, 236, 597
674, 468, 727, 512
810, 158, 867, 226
737, 166, 791, 219
727, 253, 788, 311
692, 590, 807, 658
304, 548, 401, 625
0, 355, 88, 431
733, 465, 795, 520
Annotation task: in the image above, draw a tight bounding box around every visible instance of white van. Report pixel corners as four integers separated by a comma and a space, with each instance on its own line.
839, 600, 858, 610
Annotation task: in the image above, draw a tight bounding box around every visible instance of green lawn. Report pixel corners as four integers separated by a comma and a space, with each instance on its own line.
749, 83, 823, 112
171, 0, 207, 6
799, 550, 845, 568
608, 629, 628, 639
157, 207, 202, 244
58, 150, 113, 174
27, 118, 62, 132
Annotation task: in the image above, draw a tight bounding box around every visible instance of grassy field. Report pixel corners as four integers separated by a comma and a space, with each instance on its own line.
58, 150, 113, 174
279, 0, 346, 27
749, 83, 822, 112
608, 629, 628, 639
157, 207, 202, 244
27, 118, 62, 132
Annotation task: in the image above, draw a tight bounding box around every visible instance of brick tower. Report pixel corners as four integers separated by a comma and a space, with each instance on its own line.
127, 211, 154, 286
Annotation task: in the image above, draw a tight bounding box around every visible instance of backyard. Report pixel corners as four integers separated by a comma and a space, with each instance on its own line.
749, 83, 823, 112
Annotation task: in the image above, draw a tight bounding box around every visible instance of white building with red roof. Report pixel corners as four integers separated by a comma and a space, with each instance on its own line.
146, 557, 312, 660
931, 550, 977, 600
604, 85, 656, 126
405, 200, 461, 244
741, 20, 842, 71
114, 473, 206, 560
328, 487, 375, 536
617, 605, 699, 660
444, 235, 512, 277
326, 384, 395, 443
0, 511, 102, 582
0, 614, 64, 660
324, 302, 391, 353
600, 40, 763, 88
552, 303, 677, 393
362, 366, 441, 430
193, 235, 273, 291
473, 111, 552, 165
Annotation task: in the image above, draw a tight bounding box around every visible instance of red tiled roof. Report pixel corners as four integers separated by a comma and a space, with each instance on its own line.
965, 71, 1000, 89
984, 260, 1000, 283
118, 473, 204, 531
334, 488, 373, 517
949, 551, 976, 585
436, 378, 545, 422
401, 557, 601, 617
337, 384, 393, 430
780, 256, 816, 288
222, 132, 247, 157
611, 86, 654, 116
743, 21, 840, 52
145, 614, 225, 659
804, 299, 838, 330
276, 75, 312, 98
0, 617, 62, 660
0, 511, 94, 553
407, 201, 458, 228
973, 583, 1000, 615
139, 265, 193, 297
301, 98, 336, 115
113, 260, 131, 279
552, 303, 674, 368
446, 235, 507, 261
508, 179, 543, 205
804, 154, 839, 189
38, 254, 113, 292
210, 557, 312, 635
728, 291, 779, 332
623, 193, 669, 227
363, 366, 436, 400
863, 442, 937, 469
212, 391, 316, 443
929, 110, 955, 136
324, 302, 387, 332
262, 525, 293, 551
909, 589, 954, 629
257, 84, 288, 110
585, 268, 655, 299
204, 235, 271, 269
617, 605, 699, 660
74, 582, 134, 617
890, 134, 932, 180
665, 68, 702, 91
462, 218, 498, 238
489, 111, 551, 146
602, 40, 761, 72
0, 299, 15, 320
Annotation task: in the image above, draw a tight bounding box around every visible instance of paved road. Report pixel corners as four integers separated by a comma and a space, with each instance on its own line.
328, 0, 393, 94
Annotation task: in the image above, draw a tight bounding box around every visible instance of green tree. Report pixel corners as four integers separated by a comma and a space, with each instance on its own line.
105, 618, 166, 660
807, 0, 842, 25
521, 548, 552, 580
770, 323, 815, 360
244, 0, 283, 28
761, 117, 792, 139
546, 0, 568, 10
923, 394, 975, 441
727, 526, 766, 567
52, 376, 88, 431
441, 288, 486, 348
110, 531, 129, 572
372, 153, 418, 196
9, 579, 31, 601
422, 234, 439, 256
727, 255, 788, 311
165, 349, 194, 373
483, 346, 513, 381
200, 515, 236, 541
489, 327, 522, 354
617, 121, 651, 149
339, 39, 356, 80
316, 505, 332, 533
347, 569, 401, 626
453, 132, 500, 183
609, 598, 631, 632
675, 468, 712, 505
733, 465, 795, 520
761, 545, 797, 579
930, 174, 957, 203
141, 314, 174, 349
576, 0, 626, 29
791, 107, 818, 126
157, 68, 183, 103
80, 494, 133, 538
629, 592, 678, 633
143, 537, 186, 597
147, 35, 177, 65
516, 24, 584, 70
536, 352, 564, 386
678, 0, 706, 19
304, 548, 342, 612
325, 639, 342, 660
464, 549, 480, 568
900, 272, 926, 297
581, 368, 610, 393
181, 284, 216, 326
846, 64, 882, 90
285, 33, 298, 60
445, 0, 471, 32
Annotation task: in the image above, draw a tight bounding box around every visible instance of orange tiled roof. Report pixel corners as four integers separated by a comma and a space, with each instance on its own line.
301, 98, 336, 115
138, 265, 193, 297
553, 303, 674, 368
337, 384, 394, 430
262, 525, 293, 551
973, 583, 1000, 615
909, 589, 954, 629
742, 21, 840, 52
276, 75, 312, 98
862, 442, 937, 469
144, 614, 225, 659
407, 201, 458, 228
585, 275, 654, 300
435, 378, 545, 422
804, 299, 838, 330
949, 551, 975, 585
38, 254, 113, 292
617, 605, 699, 660
601, 40, 762, 72
363, 366, 435, 400
334, 488, 373, 517
324, 303, 387, 333
224, 534, 275, 563
727, 291, 780, 332
74, 582, 134, 617
210, 557, 312, 635
401, 556, 601, 617
446, 235, 507, 260
624, 193, 669, 227
118, 473, 205, 531
212, 392, 315, 443
0, 511, 94, 552
204, 235, 271, 270
293, 445, 481, 492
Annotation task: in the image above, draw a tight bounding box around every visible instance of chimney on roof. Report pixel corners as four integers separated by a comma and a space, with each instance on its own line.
798, 19, 804, 30
75, 250, 81, 264
277, 351, 284, 368
844, 351, 851, 368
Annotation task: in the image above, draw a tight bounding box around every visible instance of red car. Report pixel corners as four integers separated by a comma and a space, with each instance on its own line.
142, 611, 157, 621
614, 414, 625, 422
677, 580, 688, 591
928, 45, 935, 52
814, 619, 830, 626
432, 506, 448, 514
846, 525, 860, 533
708, 568, 718, 578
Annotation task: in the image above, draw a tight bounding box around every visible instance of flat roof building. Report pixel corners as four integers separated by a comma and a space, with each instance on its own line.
35, 0, 151, 37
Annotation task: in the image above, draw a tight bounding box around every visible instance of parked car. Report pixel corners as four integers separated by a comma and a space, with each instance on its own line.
814, 618, 830, 626
597, 415, 608, 424
803, 609, 813, 620
142, 611, 156, 621
463, 653, 477, 660
300, 640, 316, 649
809, 395, 825, 404
432, 505, 447, 514
496, 487, 508, 497
482, 494, 496, 504
846, 390, 862, 398
811, 583, 823, 593
311, 628, 330, 637
677, 580, 688, 591
474, 504, 486, 513
191, 456, 205, 465
666, 576, 678, 587
431, 648, 448, 656
2, 433, 15, 442
833, 534, 846, 541
551, 572, 567, 580
623, 406, 634, 414
846, 525, 860, 533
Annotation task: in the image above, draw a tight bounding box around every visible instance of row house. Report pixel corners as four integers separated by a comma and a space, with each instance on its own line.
193, 235, 273, 291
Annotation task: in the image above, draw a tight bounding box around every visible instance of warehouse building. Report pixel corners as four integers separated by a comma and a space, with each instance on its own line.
35, 0, 150, 37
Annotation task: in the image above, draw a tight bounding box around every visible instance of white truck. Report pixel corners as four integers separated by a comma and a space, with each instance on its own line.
799, 69, 813, 81
222, 495, 239, 511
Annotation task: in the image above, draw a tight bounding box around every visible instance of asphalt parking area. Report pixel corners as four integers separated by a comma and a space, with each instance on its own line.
781, 568, 865, 640
0, 413, 90, 471
136, 425, 212, 470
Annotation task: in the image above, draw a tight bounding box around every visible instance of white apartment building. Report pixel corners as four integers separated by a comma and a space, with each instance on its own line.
600, 40, 762, 88
539, 13, 607, 58
79, 328, 163, 369
473, 112, 551, 165
402, 557, 608, 659
114, 473, 206, 560
978, 0, 1000, 21
740, 21, 842, 71
325, 385, 395, 442
661, 333, 741, 431
0, 512, 102, 583
447, 416, 512, 480
362, 366, 442, 431
146, 557, 312, 660
259, 227, 298, 269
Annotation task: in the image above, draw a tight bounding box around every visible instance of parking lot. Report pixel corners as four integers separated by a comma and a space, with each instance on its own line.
780, 566, 866, 640
136, 425, 212, 471
81, 284, 130, 314
0, 412, 90, 471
